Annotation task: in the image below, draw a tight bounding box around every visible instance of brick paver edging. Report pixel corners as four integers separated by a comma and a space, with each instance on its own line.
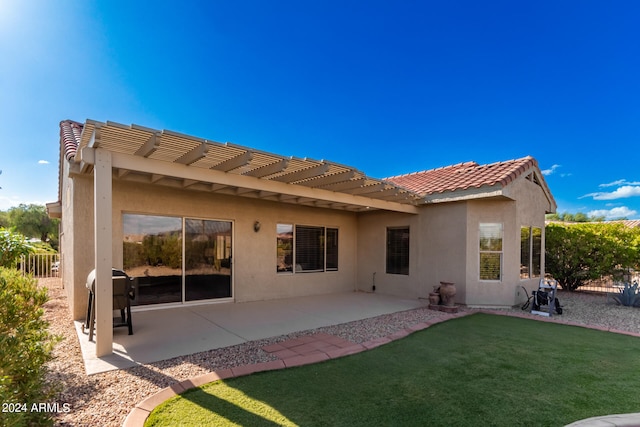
122, 310, 640, 427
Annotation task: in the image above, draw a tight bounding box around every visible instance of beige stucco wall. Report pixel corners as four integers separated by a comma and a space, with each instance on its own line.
419, 202, 468, 302
61, 171, 95, 320
61, 164, 553, 318
65, 177, 358, 320
355, 210, 421, 296
356, 173, 552, 308
511, 175, 552, 303
465, 175, 552, 308
464, 197, 518, 307
355, 202, 467, 301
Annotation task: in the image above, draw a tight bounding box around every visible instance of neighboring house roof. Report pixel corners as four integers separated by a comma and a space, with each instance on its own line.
53, 119, 556, 214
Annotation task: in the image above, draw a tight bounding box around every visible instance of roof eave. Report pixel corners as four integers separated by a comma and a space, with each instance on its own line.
423, 186, 505, 204
46, 201, 62, 219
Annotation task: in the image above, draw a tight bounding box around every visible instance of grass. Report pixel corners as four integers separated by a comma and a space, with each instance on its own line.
145, 313, 640, 426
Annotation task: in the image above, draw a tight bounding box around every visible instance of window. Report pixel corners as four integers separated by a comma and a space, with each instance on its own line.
296, 226, 325, 272
326, 228, 339, 271
520, 226, 542, 279
277, 224, 293, 272
386, 227, 410, 275
276, 224, 338, 273
479, 223, 502, 281
532, 227, 542, 277
520, 227, 531, 279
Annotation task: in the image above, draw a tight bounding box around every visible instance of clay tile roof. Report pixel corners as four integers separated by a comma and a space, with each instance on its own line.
384, 156, 537, 196
60, 120, 84, 161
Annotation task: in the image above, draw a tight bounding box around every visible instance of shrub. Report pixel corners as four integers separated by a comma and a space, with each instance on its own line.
545, 222, 640, 291
0, 228, 33, 269
0, 268, 59, 426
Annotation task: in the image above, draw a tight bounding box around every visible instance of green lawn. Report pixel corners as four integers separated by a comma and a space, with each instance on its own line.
146, 313, 640, 426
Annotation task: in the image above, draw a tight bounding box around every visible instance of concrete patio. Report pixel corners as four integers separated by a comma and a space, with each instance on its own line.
75, 291, 427, 375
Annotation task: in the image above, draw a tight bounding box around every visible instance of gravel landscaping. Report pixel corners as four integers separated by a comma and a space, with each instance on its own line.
40, 277, 640, 426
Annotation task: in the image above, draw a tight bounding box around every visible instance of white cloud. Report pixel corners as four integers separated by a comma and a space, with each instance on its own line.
38, 160, 50, 165
588, 206, 638, 220
599, 179, 640, 188
582, 185, 640, 200
541, 164, 561, 176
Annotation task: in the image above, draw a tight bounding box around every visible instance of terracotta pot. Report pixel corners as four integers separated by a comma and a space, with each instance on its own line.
428, 292, 440, 305
439, 281, 456, 307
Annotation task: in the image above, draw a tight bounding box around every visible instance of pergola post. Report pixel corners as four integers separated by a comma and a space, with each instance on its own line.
94, 148, 113, 357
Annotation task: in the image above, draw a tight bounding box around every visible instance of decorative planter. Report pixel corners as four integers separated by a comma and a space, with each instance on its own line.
439, 281, 456, 307
428, 286, 440, 306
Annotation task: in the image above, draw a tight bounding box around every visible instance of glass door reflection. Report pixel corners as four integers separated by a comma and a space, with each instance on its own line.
184, 219, 232, 301
123, 214, 183, 306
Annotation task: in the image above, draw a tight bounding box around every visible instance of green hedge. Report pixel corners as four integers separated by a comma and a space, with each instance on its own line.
546, 222, 640, 291
0, 268, 60, 426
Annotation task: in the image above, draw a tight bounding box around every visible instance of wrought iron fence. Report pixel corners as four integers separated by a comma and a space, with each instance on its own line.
19, 253, 60, 278
560, 271, 640, 293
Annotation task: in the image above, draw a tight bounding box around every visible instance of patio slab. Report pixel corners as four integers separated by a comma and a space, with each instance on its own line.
75, 291, 426, 374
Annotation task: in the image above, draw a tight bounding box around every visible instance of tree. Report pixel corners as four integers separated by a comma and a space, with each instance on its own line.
546, 212, 606, 222
0, 211, 8, 228
7, 204, 59, 248
545, 222, 640, 291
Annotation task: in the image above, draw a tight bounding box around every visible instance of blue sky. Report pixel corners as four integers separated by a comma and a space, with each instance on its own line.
1, 1, 639, 219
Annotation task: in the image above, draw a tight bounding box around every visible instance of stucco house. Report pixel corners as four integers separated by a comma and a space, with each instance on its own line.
47, 119, 556, 356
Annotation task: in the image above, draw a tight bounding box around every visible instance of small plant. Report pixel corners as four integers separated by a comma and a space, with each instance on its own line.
609, 281, 640, 307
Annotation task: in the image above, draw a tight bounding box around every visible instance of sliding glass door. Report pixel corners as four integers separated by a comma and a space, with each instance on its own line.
184, 219, 232, 301
123, 214, 232, 306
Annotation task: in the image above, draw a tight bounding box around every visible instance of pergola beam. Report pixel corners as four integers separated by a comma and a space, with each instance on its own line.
270, 163, 329, 183
344, 182, 387, 195
318, 178, 366, 191
243, 159, 288, 178
87, 125, 102, 149
211, 151, 253, 172
304, 170, 355, 188
135, 132, 161, 158
89, 149, 419, 213
174, 143, 208, 165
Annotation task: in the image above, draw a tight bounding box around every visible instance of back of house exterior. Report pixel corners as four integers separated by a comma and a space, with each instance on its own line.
48, 119, 556, 321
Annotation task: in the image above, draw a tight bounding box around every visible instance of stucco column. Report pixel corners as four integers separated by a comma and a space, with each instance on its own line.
94, 149, 113, 357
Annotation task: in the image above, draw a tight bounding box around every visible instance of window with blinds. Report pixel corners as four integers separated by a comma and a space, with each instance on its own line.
295, 226, 325, 272
277, 224, 338, 273
326, 227, 339, 271
479, 223, 502, 281
386, 227, 410, 275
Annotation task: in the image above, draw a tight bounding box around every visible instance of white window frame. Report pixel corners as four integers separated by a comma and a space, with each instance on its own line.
479, 223, 503, 281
